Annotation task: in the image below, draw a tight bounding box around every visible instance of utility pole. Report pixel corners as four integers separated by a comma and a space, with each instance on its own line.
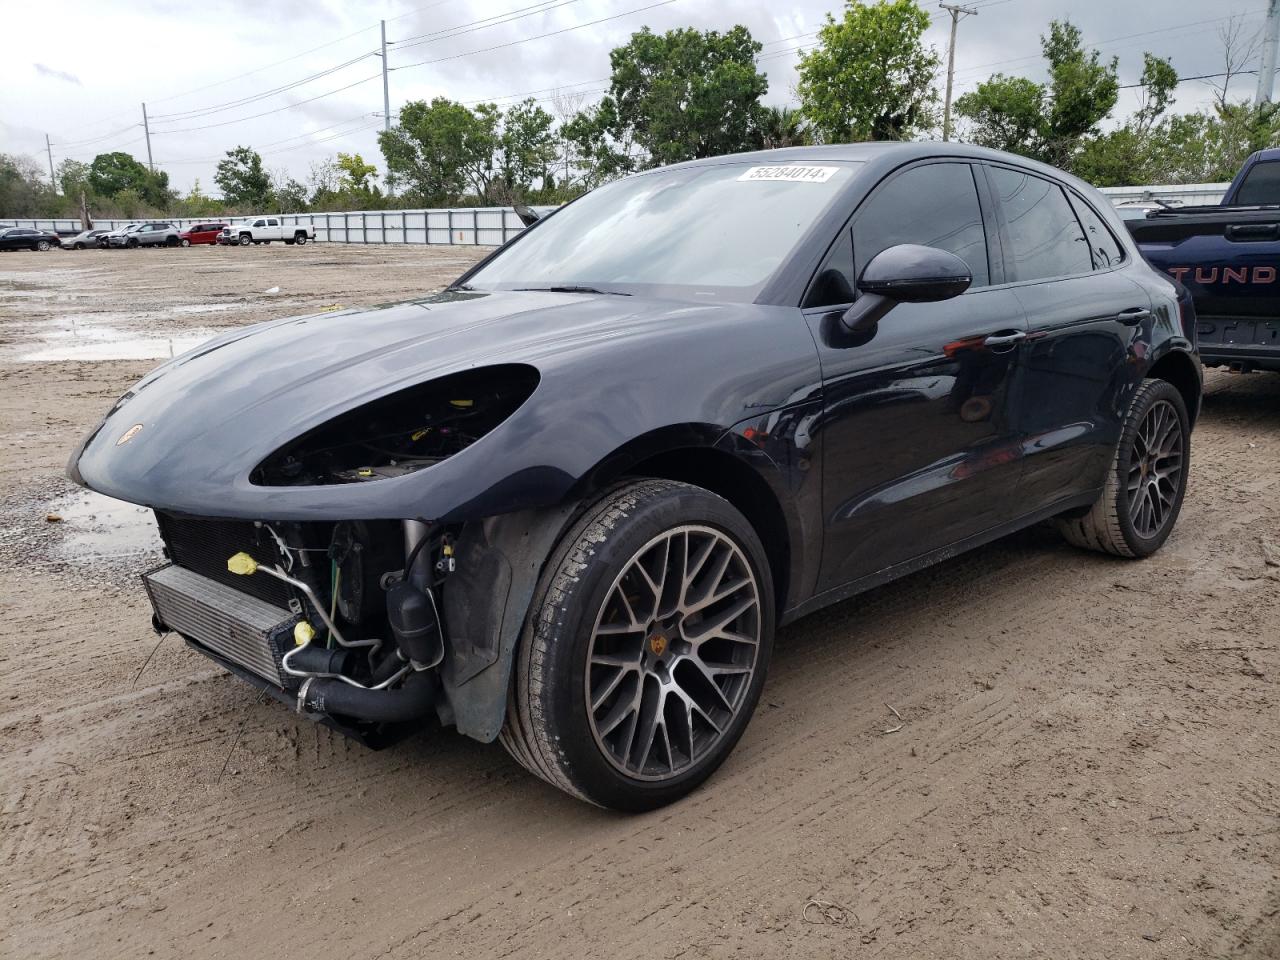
378, 20, 389, 131
141, 102, 154, 171
940, 2, 978, 142
1257, 0, 1280, 105
45, 134, 57, 193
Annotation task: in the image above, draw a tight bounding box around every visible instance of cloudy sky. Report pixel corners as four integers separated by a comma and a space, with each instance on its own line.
1, 0, 1273, 194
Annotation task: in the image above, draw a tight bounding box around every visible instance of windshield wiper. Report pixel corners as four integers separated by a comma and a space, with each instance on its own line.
514, 285, 631, 296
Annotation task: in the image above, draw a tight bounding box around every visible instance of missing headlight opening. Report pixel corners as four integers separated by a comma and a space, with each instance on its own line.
251, 364, 539, 486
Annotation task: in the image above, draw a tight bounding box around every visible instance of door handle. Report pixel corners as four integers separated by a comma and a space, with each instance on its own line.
1117, 307, 1152, 326
982, 331, 1027, 349
1225, 223, 1280, 242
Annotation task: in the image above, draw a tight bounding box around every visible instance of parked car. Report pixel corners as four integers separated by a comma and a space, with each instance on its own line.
178, 222, 228, 246
101, 223, 143, 248
61, 228, 112, 250
69, 143, 1201, 810
226, 217, 314, 245
0, 227, 61, 251
1126, 147, 1280, 372
104, 222, 180, 248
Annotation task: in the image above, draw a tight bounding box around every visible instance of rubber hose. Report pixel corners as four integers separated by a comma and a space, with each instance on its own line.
303, 670, 436, 724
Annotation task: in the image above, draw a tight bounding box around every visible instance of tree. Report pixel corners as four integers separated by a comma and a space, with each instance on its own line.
336, 152, 378, 192
608, 25, 767, 166
955, 20, 1117, 169
797, 0, 939, 143
759, 105, 812, 149
0, 153, 49, 216
378, 97, 498, 204
269, 168, 308, 213
1073, 55, 1178, 187
56, 159, 91, 200
88, 151, 171, 207
497, 99, 557, 197
214, 146, 271, 208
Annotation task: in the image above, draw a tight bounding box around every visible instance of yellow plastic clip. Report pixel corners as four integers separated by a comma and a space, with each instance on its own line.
227, 552, 258, 576
449, 399, 473, 408
293, 621, 316, 646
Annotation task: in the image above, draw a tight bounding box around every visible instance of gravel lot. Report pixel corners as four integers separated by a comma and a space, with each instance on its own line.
1, 245, 1278, 960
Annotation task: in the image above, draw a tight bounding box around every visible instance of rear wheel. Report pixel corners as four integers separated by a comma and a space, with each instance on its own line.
501, 479, 775, 810
1056, 378, 1189, 558
295, 233, 308, 245
36, 239, 50, 251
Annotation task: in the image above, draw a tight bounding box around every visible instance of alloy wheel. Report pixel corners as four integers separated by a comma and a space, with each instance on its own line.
1127, 398, 1184, 538
585, 525, 762, 781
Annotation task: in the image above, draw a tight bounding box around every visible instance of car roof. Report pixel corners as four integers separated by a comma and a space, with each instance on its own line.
659, 141, 1095, 191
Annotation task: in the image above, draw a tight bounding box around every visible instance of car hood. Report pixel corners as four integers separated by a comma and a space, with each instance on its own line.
70, 289, 817, 520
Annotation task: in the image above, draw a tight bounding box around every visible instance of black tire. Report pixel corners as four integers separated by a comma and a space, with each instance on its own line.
501, 479, 775, 811
1056, 378, 1189, 558
295, 233, 308, 245
284, 238, 295, 245
180, 238, 190, 247
36, 239, 50, 251
74, 242, 85, 250
238, 234, 251, 246
127, 238, 139, 248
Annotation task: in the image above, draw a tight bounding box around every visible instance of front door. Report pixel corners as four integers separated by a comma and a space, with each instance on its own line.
807, 160, 1029, 594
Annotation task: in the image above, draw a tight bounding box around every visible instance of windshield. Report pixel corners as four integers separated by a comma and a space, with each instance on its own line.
465, 160, 859, 302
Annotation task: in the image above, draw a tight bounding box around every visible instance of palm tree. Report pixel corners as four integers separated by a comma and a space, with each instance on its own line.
758, 105, 813, 149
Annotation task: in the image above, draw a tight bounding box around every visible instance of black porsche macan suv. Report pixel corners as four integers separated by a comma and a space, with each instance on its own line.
70, 143, 1200, 809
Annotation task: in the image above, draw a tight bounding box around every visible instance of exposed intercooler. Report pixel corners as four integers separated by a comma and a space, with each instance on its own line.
144, 563, 298, 686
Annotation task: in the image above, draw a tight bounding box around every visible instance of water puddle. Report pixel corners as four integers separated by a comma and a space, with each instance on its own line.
170, 304, 235, 315
10, 316, 218, 361
45, 488, 161, 561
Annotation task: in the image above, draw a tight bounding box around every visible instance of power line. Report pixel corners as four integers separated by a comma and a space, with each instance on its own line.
151, 51, 378, 122
149, 73, 383, 135
952, 10, 1268, 79
147, 24, 380, 108
390, 0, 681, 72
393, 0, 586, 52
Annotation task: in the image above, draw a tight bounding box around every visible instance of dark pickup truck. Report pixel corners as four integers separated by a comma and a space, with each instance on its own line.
1127, 148, 1280, 372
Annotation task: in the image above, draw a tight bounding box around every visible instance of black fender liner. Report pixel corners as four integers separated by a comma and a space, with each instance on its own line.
441, 500, 582, 742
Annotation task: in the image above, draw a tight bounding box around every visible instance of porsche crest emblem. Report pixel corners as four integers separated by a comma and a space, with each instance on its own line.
116, 423, 144, 446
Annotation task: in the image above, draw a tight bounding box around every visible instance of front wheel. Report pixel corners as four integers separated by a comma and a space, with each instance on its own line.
501, 479, 775, 811
180, 238, 190, 247
1056, 378, 1190, 558
238, 234, 251, 246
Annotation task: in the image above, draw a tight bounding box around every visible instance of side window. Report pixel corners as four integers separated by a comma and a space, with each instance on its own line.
851, 163, 990, 288
1067, 192, 1125, 269
987, 167, 1091, 281
1234, 160, 1280, 205
254, 219, 266, 228
267, 218, 279, 227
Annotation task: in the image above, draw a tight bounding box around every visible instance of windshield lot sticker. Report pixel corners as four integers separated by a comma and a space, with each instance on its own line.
738, 165, 839, 183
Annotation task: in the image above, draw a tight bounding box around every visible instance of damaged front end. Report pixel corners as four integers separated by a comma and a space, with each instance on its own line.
145, 514, 453, 744
137, 363, 554, 745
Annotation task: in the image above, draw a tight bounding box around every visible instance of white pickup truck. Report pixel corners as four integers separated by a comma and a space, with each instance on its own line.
223, 217, 315, 246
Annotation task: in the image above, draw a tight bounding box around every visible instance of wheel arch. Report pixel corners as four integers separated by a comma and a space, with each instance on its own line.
1147, 348, 1202, 427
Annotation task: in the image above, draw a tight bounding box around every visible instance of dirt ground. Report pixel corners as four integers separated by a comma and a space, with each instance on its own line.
0, 244, 1277, 960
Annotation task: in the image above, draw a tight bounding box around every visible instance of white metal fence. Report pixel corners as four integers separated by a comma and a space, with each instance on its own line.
0, 186, 1231, 245
0, 206, 548, 246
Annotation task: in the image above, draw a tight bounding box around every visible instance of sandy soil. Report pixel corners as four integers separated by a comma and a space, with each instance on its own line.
0, 245, 1277, 960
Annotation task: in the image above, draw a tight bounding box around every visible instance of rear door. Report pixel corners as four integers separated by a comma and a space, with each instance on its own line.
982, 163, 1149, 511
266, 217, 282, 240
807, 160, 1030, 593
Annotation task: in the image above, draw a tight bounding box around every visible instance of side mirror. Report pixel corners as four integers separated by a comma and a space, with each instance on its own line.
841, 244, 972, 334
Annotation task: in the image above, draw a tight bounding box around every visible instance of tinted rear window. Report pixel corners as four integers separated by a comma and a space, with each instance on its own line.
989, 167, 1091, 281
1234, 160, 1280, 206
1067, 193, 1125, 269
